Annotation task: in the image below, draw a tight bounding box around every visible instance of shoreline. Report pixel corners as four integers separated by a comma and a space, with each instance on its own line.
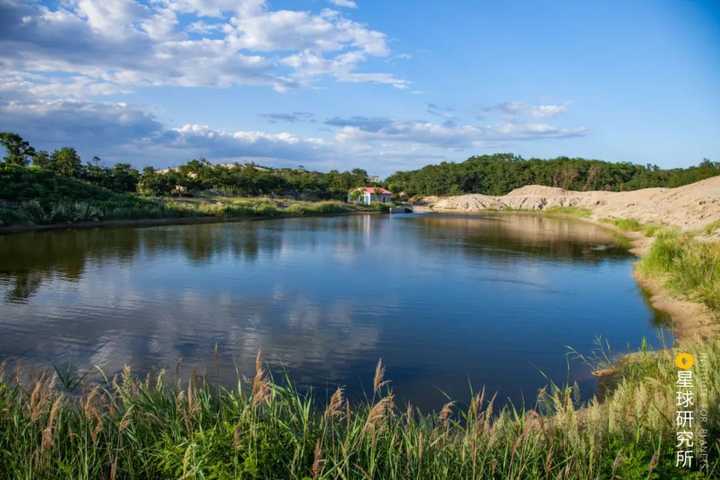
0, 208, 381, 235
422, 205, 717, 345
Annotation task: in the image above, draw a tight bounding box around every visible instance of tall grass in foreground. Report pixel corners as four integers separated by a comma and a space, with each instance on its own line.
639, 230, 720, 313
0, 344, 718, 479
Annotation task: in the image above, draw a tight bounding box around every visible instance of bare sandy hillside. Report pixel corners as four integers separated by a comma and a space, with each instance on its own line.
426, 175, 720, 233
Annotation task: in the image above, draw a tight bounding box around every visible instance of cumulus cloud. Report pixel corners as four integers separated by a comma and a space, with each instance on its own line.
0, 99, 333, 166
166, 124, 329, 162
0, 95, 588, 173
0, 99, 164, 151
0, 0, 404, 96
328, 116, 588, 148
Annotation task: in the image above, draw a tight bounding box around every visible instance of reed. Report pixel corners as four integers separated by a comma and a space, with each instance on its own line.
639, 230, 720, 312
0, 339, 717, 479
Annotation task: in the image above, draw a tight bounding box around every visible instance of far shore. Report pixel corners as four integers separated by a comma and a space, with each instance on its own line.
0, 207, 383, 235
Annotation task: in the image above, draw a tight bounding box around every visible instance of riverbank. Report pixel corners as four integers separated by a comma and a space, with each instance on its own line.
0, 196, 385, 235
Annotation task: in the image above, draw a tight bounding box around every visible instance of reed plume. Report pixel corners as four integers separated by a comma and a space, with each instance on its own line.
324, 387, 345, 419
373, 358, 389, 394
41, 394, 62, 451
438, 401, 454, 426
311, 439, 323, 479
252, 350, 271, 406
364, 394, 394, 433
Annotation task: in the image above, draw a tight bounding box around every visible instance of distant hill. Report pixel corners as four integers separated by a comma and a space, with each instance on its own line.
386, 153, 720, 196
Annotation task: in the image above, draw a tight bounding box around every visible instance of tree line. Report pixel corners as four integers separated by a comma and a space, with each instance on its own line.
386, 153, 720, 196
0, 132, 371, 200
2, 133, 718, 201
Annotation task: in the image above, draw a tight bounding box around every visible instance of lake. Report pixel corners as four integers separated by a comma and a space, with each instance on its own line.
0, 213, 671, 411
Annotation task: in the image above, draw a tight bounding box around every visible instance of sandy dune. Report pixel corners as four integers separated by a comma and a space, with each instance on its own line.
426, 175, 720, 233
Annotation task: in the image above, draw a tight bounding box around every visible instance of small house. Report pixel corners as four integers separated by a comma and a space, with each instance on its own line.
349, 187, 393, 205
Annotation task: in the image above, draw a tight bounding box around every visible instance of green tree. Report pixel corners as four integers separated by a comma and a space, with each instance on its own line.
0, 132, 36, 166
32, 150, 51, 169
50, 147, 82, 177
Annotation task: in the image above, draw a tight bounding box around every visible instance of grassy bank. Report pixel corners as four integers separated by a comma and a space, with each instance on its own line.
1, 342, 718, 480
0, 197, 374, 230
638, 230, 720, 314
0, 164, 388, 230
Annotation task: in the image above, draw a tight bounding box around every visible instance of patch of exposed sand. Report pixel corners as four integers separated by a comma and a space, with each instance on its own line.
426, 175, 720, 233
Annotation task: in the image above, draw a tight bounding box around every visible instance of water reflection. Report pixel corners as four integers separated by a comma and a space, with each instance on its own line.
0, 213, 671, 410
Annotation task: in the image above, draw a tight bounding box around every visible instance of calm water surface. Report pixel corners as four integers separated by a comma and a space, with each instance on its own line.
0, 213, 671, 410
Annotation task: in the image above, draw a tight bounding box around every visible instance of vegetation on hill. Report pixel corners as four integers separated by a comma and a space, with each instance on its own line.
0, 133, 378, 227
386, 153, 720, 196
0, 132, 373, 201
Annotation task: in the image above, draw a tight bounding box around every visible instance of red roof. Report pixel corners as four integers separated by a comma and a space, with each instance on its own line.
362, 187, 392, 195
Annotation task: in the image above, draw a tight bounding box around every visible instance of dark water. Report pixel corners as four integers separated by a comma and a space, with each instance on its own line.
0, 213, 671, 410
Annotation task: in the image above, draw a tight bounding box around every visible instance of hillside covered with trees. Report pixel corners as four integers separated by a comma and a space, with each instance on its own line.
2, 132, 719, 227
0, 132, 371, 201
386, 153, 720, 197
0, 133, 373, 226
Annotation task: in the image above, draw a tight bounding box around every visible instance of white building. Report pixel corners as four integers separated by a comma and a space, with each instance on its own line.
349, 187, 393, 205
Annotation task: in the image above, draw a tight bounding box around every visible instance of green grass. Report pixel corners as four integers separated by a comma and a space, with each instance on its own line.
0, 165, 377, 228
601, 217, 664, 238
610, 218, 644, 231
638, 230, 720, 313
703, 220, 720, 236
0, 341, 718, 479
543, 206, 592, 218
0, 196, 362, 228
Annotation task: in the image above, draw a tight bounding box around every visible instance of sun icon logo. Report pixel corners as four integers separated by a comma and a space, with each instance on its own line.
675, 352, 695, 370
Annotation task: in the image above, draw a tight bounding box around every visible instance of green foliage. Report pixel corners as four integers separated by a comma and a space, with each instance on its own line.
137, 161, 371, 200
50, 147, 83, 177
639, 230, 720, 312
0, 338, 717, 479
0, 163, 360, 227
0, 132, 36, 166
703, 220, 720, 236
543, 206, 592, 218
387, 154, 720, 196
611, 218, 643, 231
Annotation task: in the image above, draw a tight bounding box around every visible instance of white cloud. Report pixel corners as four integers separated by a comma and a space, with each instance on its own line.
168, 123, 330, 161
0, 98, 335, 167
329, 116, 588, 148
329, 0, 358, 8
0, 0, 404, 96
0, 97, 588, 173
484, 101, 568, 118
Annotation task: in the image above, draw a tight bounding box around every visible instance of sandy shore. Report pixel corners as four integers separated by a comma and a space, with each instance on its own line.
426, 175, 720, 236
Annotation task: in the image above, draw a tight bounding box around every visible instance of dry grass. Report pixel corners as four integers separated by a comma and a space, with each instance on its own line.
0, 341, 717, 479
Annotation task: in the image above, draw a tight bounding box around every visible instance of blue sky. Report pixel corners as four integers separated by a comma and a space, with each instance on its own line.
0, 0, 718, 176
